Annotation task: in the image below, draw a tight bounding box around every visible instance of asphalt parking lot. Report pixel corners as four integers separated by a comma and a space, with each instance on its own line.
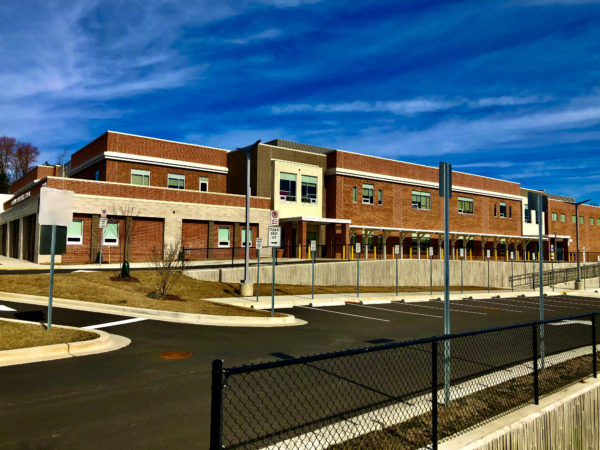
1, 293, 600, 449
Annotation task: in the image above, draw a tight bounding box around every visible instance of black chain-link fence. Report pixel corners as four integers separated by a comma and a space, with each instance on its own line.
210, 311, 600, 449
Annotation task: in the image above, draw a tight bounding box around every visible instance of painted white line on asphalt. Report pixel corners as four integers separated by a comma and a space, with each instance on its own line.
460, 300, 523, 313
0, 304, 17, 312
482, 299, 556, 311
83, 317, 147, 329
517, 297, 598, 308
348, 303, 442, 319
390, 303, 487, 316
297, 306, 390, 322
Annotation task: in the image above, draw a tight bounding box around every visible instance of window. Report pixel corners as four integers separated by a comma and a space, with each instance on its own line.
412, 190, 431, 210
67, 220, 83, 244
572, 215, 576, 223
352, 186, 357, 203
103, 222, 119, 246
552, 212, 557, 221
591, 218, 595, 225
560, 214, 565, 222
218, 228, 230, 247
301, 175, 318, 203
168, 173, 185, 189
457, 196, 473, 214
499, 202, 507, 218
509, 206, 512, 218
241, 229, 252, 247
525, 206, 531, 223
494, 204, 497, 217
94, 170, 100, 181
279, 172, 296, 202
580, 216, 584, 224
131, 169, 150, 186
378, 189, 383, 205
597, 218, 600, 226
362, 184, 374, 204
199, 177, 209, 192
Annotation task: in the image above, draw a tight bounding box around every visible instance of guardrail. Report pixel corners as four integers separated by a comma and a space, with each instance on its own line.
510, 263, 600, 288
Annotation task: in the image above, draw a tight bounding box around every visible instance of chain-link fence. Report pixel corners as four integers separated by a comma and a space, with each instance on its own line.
210, 311, 600, 449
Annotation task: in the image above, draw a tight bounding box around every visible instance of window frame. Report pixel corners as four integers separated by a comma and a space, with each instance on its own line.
457, 196, 474, 215
301, 175, 318, 204
279, 172, 297, 202
362, 184, 374, 205
377, 189, 383, 206
352, 186, 357, 203
199, 176, 209, 192
67, 220, 83, 245
241, 228, 253, 247
524, 206, 531, 223
499, 202, 507, 218
411, 190, 431, 210
102, 222, 119, 246
591, 217, 595, 226
218, 227, 231, 248
580, 216, 584, 224
560, 213, 566, 222
131, 168, 150, 186
167, 173, 185, 189
552, 212, 557, 221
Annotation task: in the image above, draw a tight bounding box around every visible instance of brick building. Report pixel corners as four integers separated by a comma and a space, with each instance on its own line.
1, 131, 599, 264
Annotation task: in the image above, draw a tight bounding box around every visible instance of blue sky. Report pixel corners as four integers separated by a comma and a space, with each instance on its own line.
1, 0, 600, 202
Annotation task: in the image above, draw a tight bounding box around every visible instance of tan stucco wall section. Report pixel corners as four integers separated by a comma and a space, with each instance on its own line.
271, 160, 324, 219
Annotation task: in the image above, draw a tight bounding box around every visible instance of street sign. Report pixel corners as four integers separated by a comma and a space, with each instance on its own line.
510, 251, 514, 260
101, 209, 107, 219
527, 191, 548, 212
459, 248, 464, 257
486, 249, 491, 258
355, 242, 361, 254
39, 188, 74, 226
268, 226, 281, 247
39, 226, 67, 255
429, 246, 434, 256
99, 217, 108, 229
439, 162, 452, 198
310, 240, 316, 252
270, 210, 279, 226
256, 237, 263, 250
394, 244, 400, 254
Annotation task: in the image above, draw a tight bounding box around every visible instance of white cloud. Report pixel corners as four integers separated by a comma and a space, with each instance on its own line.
226, 28, 282, 45
272, 99, 460, 115
469, 95, 553, 107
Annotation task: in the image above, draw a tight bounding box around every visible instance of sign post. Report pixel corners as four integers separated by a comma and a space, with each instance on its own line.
310, 240, 316, 299
256, 238, 263, 303
430, 246, 434, 295
439, 161, 452, 406
99, 209, 107, 266
395, 244, 400, 296
356, 242, 361, 298
268, 227, 281, 317
39, 188, 74, 331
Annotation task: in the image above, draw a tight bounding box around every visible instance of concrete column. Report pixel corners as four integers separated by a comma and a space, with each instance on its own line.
232, 222, 240, 261
207, 221, 215, 258
17, 217, 24, 260
163, 215, 182, 257
297, 221, 307, 258
90, 214, 100, 262
325, 223, 337, 258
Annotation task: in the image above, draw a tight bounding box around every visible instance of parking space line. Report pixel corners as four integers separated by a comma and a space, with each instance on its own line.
297, 306, 391, 322
481, 299, 556, 311
519, 297, 599, 308
460, 300, 523, 313
390, 303, 487, 316
348, 303, 442, 319
83, 317, 147, 329
503, 298, 582, 310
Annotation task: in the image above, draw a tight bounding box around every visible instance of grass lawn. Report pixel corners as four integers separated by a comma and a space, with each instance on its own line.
0, 270, 493, 317
0, 319, 97, 351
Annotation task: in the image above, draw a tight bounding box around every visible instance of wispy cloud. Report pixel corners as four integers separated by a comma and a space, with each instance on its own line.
226, 28, 282, 45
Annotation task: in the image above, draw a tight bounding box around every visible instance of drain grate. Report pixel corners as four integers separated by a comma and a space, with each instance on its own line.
159, 351, 193, 360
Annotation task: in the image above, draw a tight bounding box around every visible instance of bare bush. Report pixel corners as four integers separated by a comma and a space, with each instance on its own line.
149, 243, 189, 297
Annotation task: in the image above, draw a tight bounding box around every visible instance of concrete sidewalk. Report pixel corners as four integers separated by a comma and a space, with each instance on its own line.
206, 287, 600, 310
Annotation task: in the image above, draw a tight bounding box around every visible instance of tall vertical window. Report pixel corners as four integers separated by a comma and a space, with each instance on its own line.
94, 170, 100, 181
560, 214, 565, 222
525, 205, 531, 223
499, 202, 507, 218
218, 228, 230, 247
279, 173, 296, 202
241, 229, 252, 247
301, 175, 318, 203
362, 184, 374, 204
377, 189, 382, 205
168, 173, 185, 189
509, 206, 512, 218
552, 212, 558, 221
580, 216, 584, 224
352, 186, 357, 203
457, 196, 473, 214
131, 169, 150, 186
592, 218, 595, 226
103, 222, 119, 246
199, 177, 209, 192
412, 191, 431, 210
67, 220, 83, 244
494, 204, 497, 217
572, 215, 576, 223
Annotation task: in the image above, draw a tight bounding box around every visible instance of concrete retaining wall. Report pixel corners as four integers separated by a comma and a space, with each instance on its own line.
186, 260, 594, 289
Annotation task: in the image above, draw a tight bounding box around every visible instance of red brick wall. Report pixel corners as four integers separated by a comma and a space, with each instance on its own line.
131, 217, 164, 261
70, 133, 108, 169
71, 160, 107, 182
548, 200, 600, 255
62, 214, 93, 263
10, 166, 59, 194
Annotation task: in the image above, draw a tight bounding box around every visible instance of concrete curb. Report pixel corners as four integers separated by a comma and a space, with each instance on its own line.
0, 318, 131, 367
0, 291, 304, 328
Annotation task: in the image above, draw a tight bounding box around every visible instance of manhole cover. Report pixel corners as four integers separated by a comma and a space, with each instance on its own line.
159, 351, 193, 360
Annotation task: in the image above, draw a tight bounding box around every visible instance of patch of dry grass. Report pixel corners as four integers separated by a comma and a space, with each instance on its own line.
0, 319, 96, 351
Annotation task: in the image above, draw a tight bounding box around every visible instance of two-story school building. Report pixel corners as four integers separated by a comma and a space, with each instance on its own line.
1, 131, 599, 264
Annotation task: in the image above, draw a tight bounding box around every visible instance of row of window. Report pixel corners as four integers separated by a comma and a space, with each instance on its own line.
130, 169, 209, 191
493, 202, 513, 218
551, 212, 600, 226
352, 184, 383, 205
217, 228, 252, 248
279, 173, 318, 204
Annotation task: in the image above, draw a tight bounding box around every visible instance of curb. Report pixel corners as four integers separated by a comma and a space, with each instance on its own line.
0, 318, 131, 367
0, 291, 304, 328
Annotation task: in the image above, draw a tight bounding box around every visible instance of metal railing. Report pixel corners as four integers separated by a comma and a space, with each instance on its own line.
210, 308, 600, 449
510, 263, 600, 288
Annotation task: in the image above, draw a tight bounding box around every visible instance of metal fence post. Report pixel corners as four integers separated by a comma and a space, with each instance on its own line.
593, 314, 597, 378
432, 340, 438, 450
210, 359, 225, 450
532, 324, 539, 405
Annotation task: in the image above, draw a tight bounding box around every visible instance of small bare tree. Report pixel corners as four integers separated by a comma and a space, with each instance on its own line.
112, 201, 137, 277
150, 243, 189, 297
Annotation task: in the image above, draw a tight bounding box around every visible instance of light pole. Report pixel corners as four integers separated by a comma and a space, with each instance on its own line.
569, 199, 590, 290
236, 140, 261, 297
